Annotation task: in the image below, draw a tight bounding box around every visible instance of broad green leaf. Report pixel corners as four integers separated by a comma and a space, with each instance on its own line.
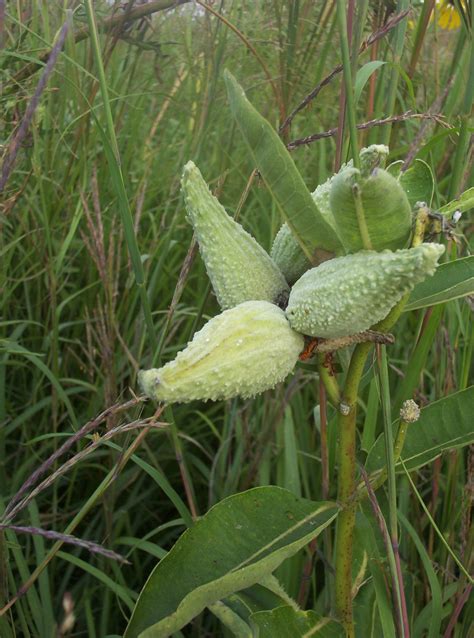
387, 159, 434, 207
354, 61, 386, 103
404, 256, 474, 310
250, 606, 343, 637
366, 387, 474, 473
224, 70, 343, 260
125, 487, 339, 637
438, 187, 474, 215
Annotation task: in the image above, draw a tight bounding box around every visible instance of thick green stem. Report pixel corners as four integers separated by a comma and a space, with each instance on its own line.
334, 203, 430, 632
334, 342, 371, 633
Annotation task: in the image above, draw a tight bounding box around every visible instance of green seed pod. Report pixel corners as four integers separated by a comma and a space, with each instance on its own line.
270, 223, 312, 285
330, 161, 412, 253
286, 243, 445, 338
139, 301, 304, 404
359, 144, 389, 176
182, 161, 289, 310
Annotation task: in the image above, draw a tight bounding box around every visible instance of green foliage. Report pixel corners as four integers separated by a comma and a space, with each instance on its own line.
2, 2, 473, 636
387, 159, 435, 208
251, 606, 343, 637
438, 187, 474, 215
224, 70, 344, 260
405, 255, 474, 310
125, 487, 338, 637
366, 387, 474, 472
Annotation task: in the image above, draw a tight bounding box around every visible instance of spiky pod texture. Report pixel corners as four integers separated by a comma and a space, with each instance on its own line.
270, 223, 313, 285
182, 161, 289, 310
139, 301, 304, 404
330, 165, 412, 253
286, 243, 445, 338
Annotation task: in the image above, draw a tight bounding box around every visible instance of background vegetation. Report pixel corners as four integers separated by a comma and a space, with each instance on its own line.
1, 1, 472, 636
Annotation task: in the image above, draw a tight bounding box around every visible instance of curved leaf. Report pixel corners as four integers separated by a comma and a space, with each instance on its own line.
438, 187, 474, 216
224, 70, 343, 260
354, 61, 386, 103
387, 159, 434, 207
251, 605, 343, 637
404, 256, 474, 311
125, 487, 339, 637
366, 387, 474, 473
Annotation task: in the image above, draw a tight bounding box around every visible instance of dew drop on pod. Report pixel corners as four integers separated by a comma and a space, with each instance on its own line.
285, 243, 445, 339
182, 161, 289, 310
139, 300, 304, 404
330, 145, 412, 253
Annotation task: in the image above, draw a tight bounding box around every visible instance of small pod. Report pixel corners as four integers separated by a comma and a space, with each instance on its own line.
330, 161, 412, 253
182, 161, 289, 310
270, 223, 312, 285
285, 243, 445, 338
139, 300, 305, 404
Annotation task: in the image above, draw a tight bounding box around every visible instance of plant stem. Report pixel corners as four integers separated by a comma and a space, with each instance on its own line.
334, 341, 371, 634
333, 201, 431, 631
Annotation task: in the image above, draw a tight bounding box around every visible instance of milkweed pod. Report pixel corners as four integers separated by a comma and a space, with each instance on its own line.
270, 223, 312, 285
285, 243, 445, 338
359, 144, 389, 176
330, 161, 412, 253
139, 301, 305, 404
182, 162, 289, 310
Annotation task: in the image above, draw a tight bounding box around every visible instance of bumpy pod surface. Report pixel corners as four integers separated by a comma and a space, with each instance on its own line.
359, 144, 389, 175
182, 162, 289, 310
271, 223, 312, 285
330, 164, 412, 253
286, 243, 445, 338
139, 301, 304, 404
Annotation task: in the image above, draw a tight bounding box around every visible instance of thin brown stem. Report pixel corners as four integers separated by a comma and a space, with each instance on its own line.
280, 9, 410, 133
288, 112, 446, 150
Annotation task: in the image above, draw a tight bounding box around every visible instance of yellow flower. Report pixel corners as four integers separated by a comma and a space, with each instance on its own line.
437, 1, 463, 30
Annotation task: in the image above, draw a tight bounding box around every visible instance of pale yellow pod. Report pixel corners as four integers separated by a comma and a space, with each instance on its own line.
139, 301, 304, 404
